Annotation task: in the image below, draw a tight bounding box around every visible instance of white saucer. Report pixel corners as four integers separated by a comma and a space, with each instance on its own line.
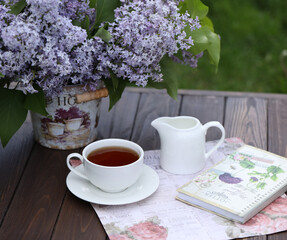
66, 164, 159, 205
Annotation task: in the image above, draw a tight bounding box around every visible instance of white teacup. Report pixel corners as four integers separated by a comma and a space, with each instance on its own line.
65, 117, 83, 131
47, 122, 65, 137
66, 139, 144, 193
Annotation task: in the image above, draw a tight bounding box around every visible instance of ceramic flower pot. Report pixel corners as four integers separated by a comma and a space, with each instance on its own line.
30, 85, 103, 150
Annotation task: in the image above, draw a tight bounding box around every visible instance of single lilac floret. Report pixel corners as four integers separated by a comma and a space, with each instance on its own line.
250, 177, 259, 182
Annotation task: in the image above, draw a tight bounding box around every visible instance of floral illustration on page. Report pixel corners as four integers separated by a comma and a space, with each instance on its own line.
225, 152, 285, 190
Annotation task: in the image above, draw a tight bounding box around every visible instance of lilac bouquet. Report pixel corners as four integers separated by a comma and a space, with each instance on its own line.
0, 0, 220, 146
0, 0, 106, 95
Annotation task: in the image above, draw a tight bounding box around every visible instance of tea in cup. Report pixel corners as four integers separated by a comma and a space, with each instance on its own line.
66, 139, 144, 193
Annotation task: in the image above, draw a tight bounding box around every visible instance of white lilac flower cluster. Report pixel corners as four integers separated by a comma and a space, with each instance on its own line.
0, 0, 105, 96
0, 0, 201, 96
105, 0, 201, 87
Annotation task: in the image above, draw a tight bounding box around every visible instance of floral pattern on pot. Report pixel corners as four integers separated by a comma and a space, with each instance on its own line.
31, 85, 101, 150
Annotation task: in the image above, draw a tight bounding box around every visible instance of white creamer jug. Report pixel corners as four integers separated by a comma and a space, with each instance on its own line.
151, 116, 225, 174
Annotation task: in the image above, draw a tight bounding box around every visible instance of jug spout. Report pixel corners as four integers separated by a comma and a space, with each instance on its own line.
152, 116, 202, 132
151, 117, 172, 133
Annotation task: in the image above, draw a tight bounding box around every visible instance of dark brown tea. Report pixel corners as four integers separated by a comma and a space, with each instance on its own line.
87, 146, 139, 167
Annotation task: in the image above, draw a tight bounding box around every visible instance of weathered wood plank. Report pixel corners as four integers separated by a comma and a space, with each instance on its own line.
267, 99, 287, 157
0, 114, 34, 225
267, 99, 287, 240
180, 95, 225, 141
224, 97, 268, 240
224, 97, 267, 149
131, 92, 181, 150
268, 232, 287, 240
97, 91, 140, 140
127, 87, 287, 100
241, 236, 267, 240
52, 192, 107, 240
0, 145, 73, 240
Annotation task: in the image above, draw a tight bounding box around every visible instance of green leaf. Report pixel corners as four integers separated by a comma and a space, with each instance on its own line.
95, 27, 112, 43
158, 57, 179, 100
240, 159, 255, 169
178, 0, 220, 68
89, 0, 97, 9
93, 0, 121, 30
179, 0, 209, 20
81, 15, 90, 32
8, 0, 27, 15
188, 29, 209, 55
267, 165, 285, 175
248, 171, 264, 176
24, 87, 49, 116
205, 31, 221, 68
0, 88, 28, 147
147, 56, 179, 100
250, 172, 269, 178
248, 171, 260, 175
188, 26, 220, 67
271, 174, 278, 181
0, 78, 9, 88
103, 73, 127, 110
256, 182, 267, 189
111, 75, 119, 91
72, 19, 81, 27
0, 72, 4, 78
72, 16, 90, 37
200, 16, 214, 31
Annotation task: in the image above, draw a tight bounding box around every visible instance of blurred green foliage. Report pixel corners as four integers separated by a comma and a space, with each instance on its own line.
174, 0, 287, 93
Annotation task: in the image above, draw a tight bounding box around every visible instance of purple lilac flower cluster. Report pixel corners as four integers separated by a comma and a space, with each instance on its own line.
171, 51, 204, 68
59, 0, 95, 21
0, 0, 105, 96
0, 0, 202, 96
104, 0, 201, 87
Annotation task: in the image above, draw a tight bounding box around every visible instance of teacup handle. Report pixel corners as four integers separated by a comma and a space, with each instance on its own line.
66, 153, 89, 180
203, 121, 225, 159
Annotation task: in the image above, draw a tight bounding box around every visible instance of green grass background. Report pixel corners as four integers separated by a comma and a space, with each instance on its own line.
174, 0, 287, 93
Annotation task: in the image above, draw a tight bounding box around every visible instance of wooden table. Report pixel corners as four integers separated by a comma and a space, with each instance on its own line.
1, 87, 287, 240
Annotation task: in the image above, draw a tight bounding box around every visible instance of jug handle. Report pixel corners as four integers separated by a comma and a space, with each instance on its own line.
203, 121, 225, 159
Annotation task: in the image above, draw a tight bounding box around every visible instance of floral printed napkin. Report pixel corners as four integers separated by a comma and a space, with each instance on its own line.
70, 138, 287, 239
